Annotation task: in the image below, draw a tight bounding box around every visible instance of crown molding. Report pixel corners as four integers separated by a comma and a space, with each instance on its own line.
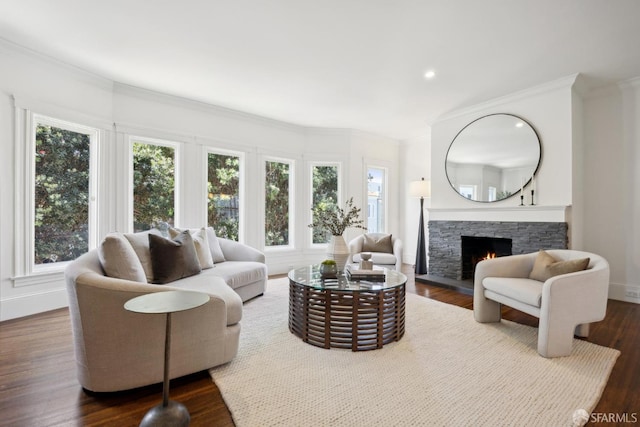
433, 74, 580, 124
0, 37, 113, 91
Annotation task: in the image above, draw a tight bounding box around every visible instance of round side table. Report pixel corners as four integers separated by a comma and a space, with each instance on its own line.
124, 290, 210, 427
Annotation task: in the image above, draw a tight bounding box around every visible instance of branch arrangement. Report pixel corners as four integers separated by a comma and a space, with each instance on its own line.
308, 197, 367, 236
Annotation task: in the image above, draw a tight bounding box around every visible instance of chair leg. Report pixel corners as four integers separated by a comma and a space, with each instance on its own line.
575, 323, 590, 337
537, 318, 576, 358
473, 297, 501, 323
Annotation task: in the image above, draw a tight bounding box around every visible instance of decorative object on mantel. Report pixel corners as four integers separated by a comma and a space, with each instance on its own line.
519, 174, 536, 206
445, 113, 541, 203
409, 178, 431, 275
530, 174, 536, 206
309, 197, 366, 272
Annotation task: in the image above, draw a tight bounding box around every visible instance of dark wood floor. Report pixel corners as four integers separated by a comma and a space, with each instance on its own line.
1, 266, 638, 426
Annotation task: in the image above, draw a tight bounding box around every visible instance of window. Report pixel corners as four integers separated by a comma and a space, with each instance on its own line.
459, 185, 475, 200
488, 186, 497, 202
32, 116, 98, 267
366, 167, 386, 233
131, 138, 177, 232
208, 150, 241, 240
265, 159, 292, 247
311, 164, 339, 244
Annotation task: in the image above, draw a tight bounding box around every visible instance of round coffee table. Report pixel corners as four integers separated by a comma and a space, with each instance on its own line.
288, 265, 407, 351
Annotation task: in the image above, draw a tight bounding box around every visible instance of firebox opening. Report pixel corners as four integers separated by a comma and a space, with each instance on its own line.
461, 236, 512, 280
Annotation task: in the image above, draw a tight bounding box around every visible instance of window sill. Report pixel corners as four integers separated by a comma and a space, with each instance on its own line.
12, 270, 66, 288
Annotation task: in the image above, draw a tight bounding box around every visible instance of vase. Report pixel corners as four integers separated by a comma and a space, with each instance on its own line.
327, 235, 350, 273
319, 263, 338, 279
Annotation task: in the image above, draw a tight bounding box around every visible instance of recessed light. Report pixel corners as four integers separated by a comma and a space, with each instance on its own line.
424, 70, 436, 79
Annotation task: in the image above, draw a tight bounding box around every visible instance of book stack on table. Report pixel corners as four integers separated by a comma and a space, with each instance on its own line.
345, 264, 386, 281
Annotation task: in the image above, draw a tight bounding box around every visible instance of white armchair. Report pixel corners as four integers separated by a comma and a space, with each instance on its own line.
348, 233, 403, 271
473, 250, 610, 358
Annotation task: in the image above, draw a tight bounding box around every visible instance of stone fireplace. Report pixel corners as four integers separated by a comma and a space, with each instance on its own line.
460, 236, 513, 280
428, 220, 568, 281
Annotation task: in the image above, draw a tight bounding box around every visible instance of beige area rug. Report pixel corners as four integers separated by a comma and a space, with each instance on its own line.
210, 278, 619, 427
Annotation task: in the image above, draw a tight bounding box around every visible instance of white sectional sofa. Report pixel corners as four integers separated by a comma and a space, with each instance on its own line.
64, 227, 267, 392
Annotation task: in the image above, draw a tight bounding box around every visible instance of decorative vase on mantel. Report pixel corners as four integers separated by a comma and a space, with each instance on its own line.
327, 235, 350, 273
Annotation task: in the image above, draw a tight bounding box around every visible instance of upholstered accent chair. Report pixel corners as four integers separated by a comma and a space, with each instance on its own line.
473, 249, 610, 358
348, 233, 403, 271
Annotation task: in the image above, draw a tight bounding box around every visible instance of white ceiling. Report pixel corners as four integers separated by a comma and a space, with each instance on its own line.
1, 0, 640, 141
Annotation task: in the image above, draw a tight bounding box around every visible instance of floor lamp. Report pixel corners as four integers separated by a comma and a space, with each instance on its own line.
410, 178, 431, 275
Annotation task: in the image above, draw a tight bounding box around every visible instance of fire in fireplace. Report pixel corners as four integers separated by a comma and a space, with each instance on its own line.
461, 236, 512, 280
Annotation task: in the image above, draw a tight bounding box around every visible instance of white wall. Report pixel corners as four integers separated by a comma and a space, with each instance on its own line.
431, 76, 576, 212
0, 41, 401, 320
0, 41, 114, 321
583, 78, 640, 302
400, 133, 431, 266
405, 73, 640, 303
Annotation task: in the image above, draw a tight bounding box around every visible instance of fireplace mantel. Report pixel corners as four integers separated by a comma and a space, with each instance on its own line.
428, 205, 570, 223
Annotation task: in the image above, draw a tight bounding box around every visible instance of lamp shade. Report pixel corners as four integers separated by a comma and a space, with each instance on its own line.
409, 178, 431, 198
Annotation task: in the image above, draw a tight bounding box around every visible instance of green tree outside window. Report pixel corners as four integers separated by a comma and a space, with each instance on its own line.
34, 125, 91, 264
312, 165, 338, 244
208, 152, 240, 240
265, 161, 290, 246
132, 142, 175, 232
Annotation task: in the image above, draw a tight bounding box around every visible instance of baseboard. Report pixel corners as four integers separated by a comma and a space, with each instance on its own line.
0, 287, 69, 321
608, 282, 640, 304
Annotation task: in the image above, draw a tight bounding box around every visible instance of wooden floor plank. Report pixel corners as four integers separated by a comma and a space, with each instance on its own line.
1, 267, 637, 426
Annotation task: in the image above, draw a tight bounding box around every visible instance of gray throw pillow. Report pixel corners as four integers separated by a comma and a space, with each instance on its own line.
169, 227, 214, 269
362, 234, 393, 254
149, 230, 202, 284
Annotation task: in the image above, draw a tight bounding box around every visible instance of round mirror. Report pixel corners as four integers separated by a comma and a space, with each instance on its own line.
445, 113, 541, 202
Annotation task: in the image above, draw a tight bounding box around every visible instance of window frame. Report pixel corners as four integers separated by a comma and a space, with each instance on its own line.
205, 147, 245, 242
24, 113, 100, 275
262, 156, 295, 250
365, 164, 389, 234
128, 135, 181, 233
308, 161, 342, 247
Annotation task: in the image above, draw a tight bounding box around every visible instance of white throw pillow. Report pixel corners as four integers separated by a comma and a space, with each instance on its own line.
169, 227, 214, 269
206, 227, 226, 263
98, 233, 147, 282
124, 229, 161, 283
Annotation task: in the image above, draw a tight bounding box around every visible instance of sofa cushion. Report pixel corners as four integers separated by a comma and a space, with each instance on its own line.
149, 231, 202, 284
362, 234, 393, 253
208, 261, 267, 290
529, 250, 590, 282
206, 227, 226, 263
169, 227, 214, 269
169, 273, 243, 325
482, 277, 543, 307
352, 252, 397, 265
98, 233, 147, 282
124, 229, 162, 283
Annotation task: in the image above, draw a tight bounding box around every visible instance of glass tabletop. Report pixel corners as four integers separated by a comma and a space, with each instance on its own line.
124, 290, 210, 314
288, 265, 407, 291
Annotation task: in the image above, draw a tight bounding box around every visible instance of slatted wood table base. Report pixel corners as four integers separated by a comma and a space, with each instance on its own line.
288, 280, 406, 351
